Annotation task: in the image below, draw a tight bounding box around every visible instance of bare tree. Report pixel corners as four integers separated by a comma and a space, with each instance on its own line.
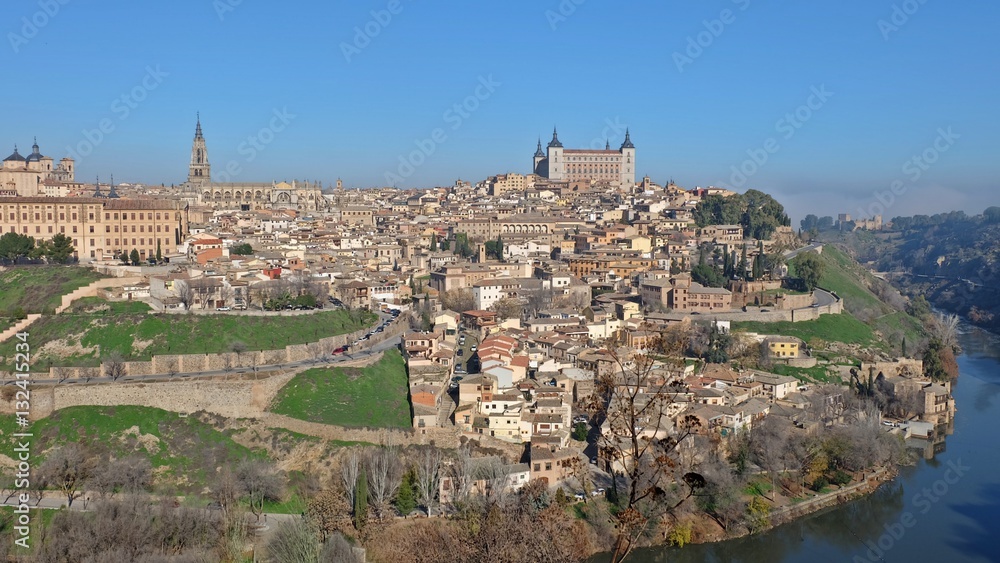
103, 350, 127, 382
175, 279, 194, 311
415, 447, 442, 516
480, 457, 512, 506
929, 311, 960, 350
489, 297, 523, 321
447, 446, 476, 507
235, 459, 284, 522
320, 532, 358, 562
441, 289, 475, 313
267, 519, 322, 563
39, 443, 95, 508
306, 489, 350, 542
340, 452, 361, 511
230, 341, 248, 367
586, 323, 703, 563
366, 447, 403, 520
211, 467, 242, 518
219, 283, 233, 308
90, 456, 152, 500
162, 356, 179, 377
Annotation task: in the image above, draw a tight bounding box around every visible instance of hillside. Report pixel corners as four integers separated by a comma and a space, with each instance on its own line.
821, 209, 1000, 330
0, 298, 376, 370
735, 244, 927, 378
0, 266, 105, 316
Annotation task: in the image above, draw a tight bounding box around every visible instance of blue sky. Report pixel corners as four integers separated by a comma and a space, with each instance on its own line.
4, 0, 997, 222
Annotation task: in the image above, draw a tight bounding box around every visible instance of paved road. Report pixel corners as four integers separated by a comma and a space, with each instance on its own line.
813, 287, 837, 307
783, 242, 823, 261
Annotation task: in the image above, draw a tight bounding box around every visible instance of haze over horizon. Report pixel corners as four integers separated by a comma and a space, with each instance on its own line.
4, 0, 997, 223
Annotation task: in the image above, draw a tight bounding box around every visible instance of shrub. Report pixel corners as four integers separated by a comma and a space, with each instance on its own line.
810, 476, 829, 491
830, 470, 852, 486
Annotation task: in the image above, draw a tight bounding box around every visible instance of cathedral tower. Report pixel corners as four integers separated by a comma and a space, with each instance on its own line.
187, 113, 211, 185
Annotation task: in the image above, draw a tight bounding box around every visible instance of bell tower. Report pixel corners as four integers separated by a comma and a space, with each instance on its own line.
187, 113, 211, 185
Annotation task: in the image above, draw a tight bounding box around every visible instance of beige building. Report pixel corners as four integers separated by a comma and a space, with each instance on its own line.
533, 128, 636, 186
179, 116, 326, 212
640, 275, 732, 312
1, 140, 75, 196
488, 173, 532, 196
0, 197, 188, 262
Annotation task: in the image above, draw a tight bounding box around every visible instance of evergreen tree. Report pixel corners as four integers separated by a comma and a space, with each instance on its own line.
738, 244, 748, 280
722, 245, 733, 279
156, 240, 162, 262
129, 248, 140, 266
901, 336, 907, 358
430, 234, 437, 252
0, 232, 35, 262
495, 235, 504, 261
47, 233, 75, 263
395, 469, 418, 516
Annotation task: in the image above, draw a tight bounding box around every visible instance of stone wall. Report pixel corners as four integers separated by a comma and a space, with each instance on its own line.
32, 312, 409, 381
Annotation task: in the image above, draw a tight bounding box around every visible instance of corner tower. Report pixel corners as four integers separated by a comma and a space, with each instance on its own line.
187, 113, 211, 185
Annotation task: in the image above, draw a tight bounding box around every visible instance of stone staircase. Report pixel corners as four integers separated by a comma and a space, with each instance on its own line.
0, 314, 41, 343
0, 276, 143, 343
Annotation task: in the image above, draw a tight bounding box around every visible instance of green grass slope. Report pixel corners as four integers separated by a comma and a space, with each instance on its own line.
738, 245, 925, 357
0, 406, 264, 493
0, 266, 105, 315
0, 300, 376, 370
270, 349, 411, 429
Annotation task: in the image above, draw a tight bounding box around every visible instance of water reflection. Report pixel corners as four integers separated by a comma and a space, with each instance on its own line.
946, 481, 1000, 561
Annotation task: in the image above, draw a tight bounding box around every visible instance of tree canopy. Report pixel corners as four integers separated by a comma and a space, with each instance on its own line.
693, 189, 791, 240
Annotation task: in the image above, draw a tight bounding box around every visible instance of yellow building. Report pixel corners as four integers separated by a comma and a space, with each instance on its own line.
765, 336, 801, 358
0, 197, 188, 262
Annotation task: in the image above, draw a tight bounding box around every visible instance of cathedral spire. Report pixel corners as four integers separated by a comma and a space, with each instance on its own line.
188, 114, 211, 185
534, 138, 545, 158
548, 126, 563, 148
621, 128, 634, 149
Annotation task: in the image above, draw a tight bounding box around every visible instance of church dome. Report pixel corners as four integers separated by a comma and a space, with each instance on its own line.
4, 147, 26, 162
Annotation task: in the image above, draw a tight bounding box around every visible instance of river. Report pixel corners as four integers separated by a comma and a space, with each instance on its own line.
627, 326, 1000, 563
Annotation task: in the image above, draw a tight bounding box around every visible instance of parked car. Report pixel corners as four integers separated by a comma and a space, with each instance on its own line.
217, 307, 231, 311
573, 492, 585, 501
470, 345, 477, 352
457, 349, 464, 356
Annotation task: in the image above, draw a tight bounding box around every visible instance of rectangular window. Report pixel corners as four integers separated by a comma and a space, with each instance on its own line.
59, 213, 65, 220
47, 226, 53, 233
105, 213, 110, 220
72, 213, 77, 220
106, 239, 111, 245
139, 213, 144, 220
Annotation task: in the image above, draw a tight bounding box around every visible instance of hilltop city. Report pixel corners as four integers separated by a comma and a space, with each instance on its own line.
0, 119, 955, 561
